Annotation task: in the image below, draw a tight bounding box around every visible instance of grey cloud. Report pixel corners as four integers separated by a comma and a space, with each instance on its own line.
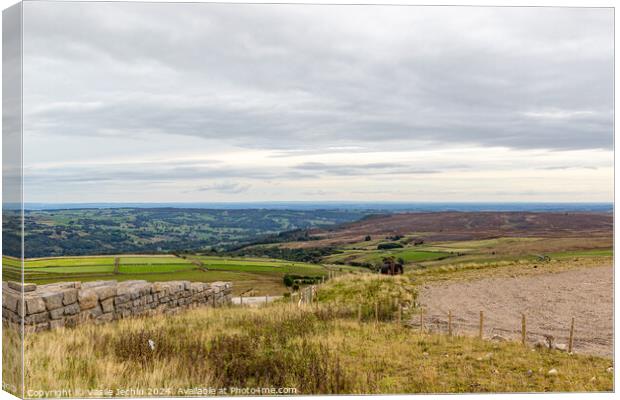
23, 161, 315, 186
23, 158, 448, 189
22, 3, 613, 152
294, 162, 439, 176
197, 182, 251, 194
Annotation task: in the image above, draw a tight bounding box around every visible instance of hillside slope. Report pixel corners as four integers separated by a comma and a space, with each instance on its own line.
282, 212, 613, 248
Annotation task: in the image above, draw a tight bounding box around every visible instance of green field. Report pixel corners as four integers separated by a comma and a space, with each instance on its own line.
3, 237, 611, 296
2, 254, 328, 296
323, 235, 613, 272
323, 248, 451, 266
548, 249, 614, 258
193, 256, 326, 275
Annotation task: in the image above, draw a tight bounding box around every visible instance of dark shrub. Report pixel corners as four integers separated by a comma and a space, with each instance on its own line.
377, 243, 403, 250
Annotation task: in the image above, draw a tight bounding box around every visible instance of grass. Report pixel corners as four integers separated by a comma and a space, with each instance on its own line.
119, 256, 191, 264
2, 327, 22, 397
194, 256, 326, 276
6, 254, 327, 296
27, 265, 116, 274
548, 249, 613, 259
317, 274, 417, 306
323, 248, 451, 266
406, 255, 612, 284
117, 264, 197, 274
25, 258, 117, 268
17, 274, 613, 395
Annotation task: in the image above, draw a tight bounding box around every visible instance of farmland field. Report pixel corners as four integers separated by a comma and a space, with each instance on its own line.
3, 254, 328, 295
323, 248, 450, 265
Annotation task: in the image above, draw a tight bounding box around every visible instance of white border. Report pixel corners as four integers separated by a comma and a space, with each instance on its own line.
0, 1, 615, 400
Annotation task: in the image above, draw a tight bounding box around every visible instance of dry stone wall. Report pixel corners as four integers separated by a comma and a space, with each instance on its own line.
2, 279, 232, 332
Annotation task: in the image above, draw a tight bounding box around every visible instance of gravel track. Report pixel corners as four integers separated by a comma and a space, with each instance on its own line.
418, 266, 613, 357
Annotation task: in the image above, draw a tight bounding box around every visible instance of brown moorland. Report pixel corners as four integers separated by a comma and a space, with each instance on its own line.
281, 212, 613, 249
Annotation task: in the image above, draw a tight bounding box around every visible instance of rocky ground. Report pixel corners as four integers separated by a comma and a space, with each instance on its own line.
418, 265, 613, 357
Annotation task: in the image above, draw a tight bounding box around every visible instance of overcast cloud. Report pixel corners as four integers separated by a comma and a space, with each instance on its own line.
21, 3, 613, 202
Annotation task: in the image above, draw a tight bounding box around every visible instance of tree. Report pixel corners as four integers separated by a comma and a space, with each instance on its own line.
364, 235, 372, 241
283, 274, 294, 287
377, 242, 403, 250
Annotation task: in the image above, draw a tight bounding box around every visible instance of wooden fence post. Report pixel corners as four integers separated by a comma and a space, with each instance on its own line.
420, 309, 424, 332
398, 304, 402, 324
448, 310, 452, 336
568, 317, 575, 353
240, 294, 243, 306
521, 313, 526, 345
479, 311, 484, 339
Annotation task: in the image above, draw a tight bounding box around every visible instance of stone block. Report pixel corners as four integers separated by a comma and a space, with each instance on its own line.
3, 308, 20, 324
101, 298, 114, 313
62, 288, 78, 305
78, 289, 98, 309
49, 307, 65, 320
89, 304, 103, 318
152, 282, 170, 293
26, 297, 46, 315
129, 287, 142, 300
168, 281, 184, 294
64, 303, 80, 316
25, 311, 48, 324
40, 292, 64, 310
93, 285, 117, 300
114, 294, 130, 305
82, 280, 116, 289
2, 291, 19, 312
8, 281, 36, 292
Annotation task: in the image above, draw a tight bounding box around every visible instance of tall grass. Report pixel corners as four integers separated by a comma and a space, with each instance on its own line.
16, 274, 614, 395
2, 326, 23, 397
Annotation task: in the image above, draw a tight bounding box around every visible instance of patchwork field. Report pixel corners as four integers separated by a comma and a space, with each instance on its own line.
2, 255, 328, 296
319, 234, 612, 272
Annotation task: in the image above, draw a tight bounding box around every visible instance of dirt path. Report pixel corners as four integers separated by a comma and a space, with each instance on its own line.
232, 295, 282, 307
418, 265, 613, 357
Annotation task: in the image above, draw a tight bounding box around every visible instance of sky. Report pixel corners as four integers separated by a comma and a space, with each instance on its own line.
21, 3, 614, 203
